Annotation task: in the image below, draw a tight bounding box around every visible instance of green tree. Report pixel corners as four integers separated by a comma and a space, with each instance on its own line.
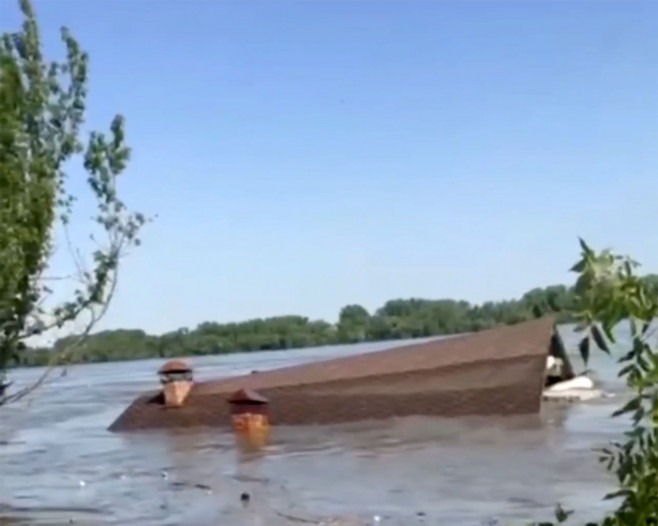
0, 0, 145, 402
533, 240, 658, 525
2, 284, 602, 366
10, 254, 657, 370
337, 304, 371, 342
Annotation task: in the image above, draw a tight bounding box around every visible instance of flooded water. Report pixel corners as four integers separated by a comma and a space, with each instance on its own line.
0, 324, 653, 525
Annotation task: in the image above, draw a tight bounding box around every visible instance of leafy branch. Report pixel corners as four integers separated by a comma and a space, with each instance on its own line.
0, 0, 147, 404
530, 239, 658, 526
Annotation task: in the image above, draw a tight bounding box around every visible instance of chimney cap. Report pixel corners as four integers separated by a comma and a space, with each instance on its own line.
229, 388, 268, 404
158, 359, 192, 375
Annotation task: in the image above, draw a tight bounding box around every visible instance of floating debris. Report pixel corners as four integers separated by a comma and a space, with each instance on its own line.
240, 492, 251, 507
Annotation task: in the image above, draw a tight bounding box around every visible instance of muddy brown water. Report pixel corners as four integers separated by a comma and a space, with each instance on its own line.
1, 324, 652, 525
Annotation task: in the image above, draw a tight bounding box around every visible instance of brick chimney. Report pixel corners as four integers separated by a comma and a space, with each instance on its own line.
158, 360, 193, 408
229, 388, 270, 451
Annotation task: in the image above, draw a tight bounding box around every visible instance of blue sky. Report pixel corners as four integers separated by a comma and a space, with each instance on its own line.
2, 0, 657, 335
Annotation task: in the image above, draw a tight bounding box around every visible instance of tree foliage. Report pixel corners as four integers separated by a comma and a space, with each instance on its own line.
0, 0, 145, 400
532, 240, 658, 526
9, 277, 654, 368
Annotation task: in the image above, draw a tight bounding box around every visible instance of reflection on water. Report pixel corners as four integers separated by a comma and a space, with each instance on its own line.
0, 324, 651, 525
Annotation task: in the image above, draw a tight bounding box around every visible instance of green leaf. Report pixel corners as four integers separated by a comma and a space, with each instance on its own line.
554, 504, 574, 523
579, 335, 591, 365
578, 237, 593, 256
602, 322, 616, 342
591, 324, 610, 354
612, 396, 642, 418
604, 489, 632, 500
618, 364, 636, 378
570, 258, 587, 273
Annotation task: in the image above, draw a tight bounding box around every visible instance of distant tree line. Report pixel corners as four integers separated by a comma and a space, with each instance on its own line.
13, 276, 658, 367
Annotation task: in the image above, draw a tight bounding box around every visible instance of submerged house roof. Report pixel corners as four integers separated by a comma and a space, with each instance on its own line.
109, 317, 572, 432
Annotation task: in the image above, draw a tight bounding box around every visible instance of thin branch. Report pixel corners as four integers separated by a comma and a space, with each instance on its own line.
17, 230, 127, 341
1, 259, 120, 406
64, 220, 87, 282
41, 273, 77, 281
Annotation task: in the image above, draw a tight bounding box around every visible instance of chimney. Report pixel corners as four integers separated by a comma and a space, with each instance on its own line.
229, 388, 270, 451
229, 389, 269, 430
158, 360, 193, 408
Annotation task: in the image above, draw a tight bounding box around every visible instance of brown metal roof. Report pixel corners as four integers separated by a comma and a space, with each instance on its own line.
109, 317, 560, 432
193, 317, 555, 396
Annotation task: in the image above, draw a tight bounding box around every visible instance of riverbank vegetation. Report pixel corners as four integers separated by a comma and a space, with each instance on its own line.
12, 275, 658, 367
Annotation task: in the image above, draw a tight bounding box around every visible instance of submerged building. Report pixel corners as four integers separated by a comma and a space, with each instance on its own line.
109, 317, 575, 432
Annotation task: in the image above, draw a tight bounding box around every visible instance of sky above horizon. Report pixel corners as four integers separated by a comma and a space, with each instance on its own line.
1, 0, 657, 337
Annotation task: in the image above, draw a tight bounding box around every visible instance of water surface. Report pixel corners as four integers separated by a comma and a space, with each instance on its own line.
1, 324, 651, 525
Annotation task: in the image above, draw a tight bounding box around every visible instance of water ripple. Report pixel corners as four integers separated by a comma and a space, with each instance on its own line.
0, 328, 629, 524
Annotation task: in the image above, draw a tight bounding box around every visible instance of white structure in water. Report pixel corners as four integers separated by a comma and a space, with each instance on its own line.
543, 355, 602, 402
